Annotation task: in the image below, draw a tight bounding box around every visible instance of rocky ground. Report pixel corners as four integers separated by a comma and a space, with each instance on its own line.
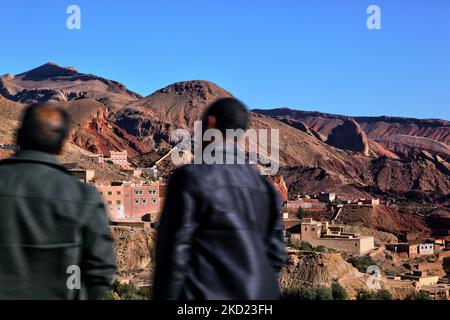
109, 226, 421, 300
280, 249, 416, 300
109, 226, 156, 288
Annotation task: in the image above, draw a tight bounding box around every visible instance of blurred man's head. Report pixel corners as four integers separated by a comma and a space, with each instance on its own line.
202, 98, 249, 139
17, 103, 71, 155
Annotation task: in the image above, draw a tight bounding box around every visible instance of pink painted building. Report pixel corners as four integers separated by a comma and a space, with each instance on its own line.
97, 181, 161, 220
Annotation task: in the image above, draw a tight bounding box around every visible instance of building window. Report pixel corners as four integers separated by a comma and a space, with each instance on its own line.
312, 228, 315, 231
142, 198, 147, 204
117, 191, 121, 195
108, 191, 112, 196
149, 189, 156, 195
134, 190, 143, 195
152, 198, 157, 204
107, 201, 112, 205
116, 200, 121, 205
134, 199, 139, 204
355, 243, 358, 247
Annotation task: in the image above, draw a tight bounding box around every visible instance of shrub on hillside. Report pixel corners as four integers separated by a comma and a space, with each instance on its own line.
106, 281, 150, 300
356, 289, 393, 300
347, 256, 376, 273
331, 282, 348, 300
282, 285, 333, 300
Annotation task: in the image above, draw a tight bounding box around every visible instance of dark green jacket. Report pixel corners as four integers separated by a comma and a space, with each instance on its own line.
0, 150, 116, 300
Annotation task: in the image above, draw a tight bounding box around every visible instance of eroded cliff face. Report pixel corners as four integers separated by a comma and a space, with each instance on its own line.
67, 100, 152, 157
327, 119, 370, 156
109, 227, 416, 299
109, 226, 156, 286
281, 250, 415, 300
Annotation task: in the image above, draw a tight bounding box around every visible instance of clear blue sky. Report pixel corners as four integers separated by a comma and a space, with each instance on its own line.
0, 0, 449, 119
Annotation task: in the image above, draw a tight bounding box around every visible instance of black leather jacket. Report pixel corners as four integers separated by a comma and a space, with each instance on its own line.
0, 150, 116, 300
153, 144, 285, 300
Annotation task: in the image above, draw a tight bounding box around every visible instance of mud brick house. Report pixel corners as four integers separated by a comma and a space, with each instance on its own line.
286, 218, 374, 255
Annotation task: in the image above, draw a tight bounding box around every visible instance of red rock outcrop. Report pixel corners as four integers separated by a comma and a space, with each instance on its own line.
271, 175, 289, 202
326, 119, 370, 156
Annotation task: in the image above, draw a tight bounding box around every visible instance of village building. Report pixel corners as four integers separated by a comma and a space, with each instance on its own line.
109, 150, 131, 169
401, 271, 439, 287
87, 154, 104, 164
318, 192, 335, 203
96, 181, 164, 221
284, 198, 327, 210
420, 284, 450, 300
286, 218, 374, 255
386, 242, 435, 258
350, 198, 380, 206
68, 169, 95, 183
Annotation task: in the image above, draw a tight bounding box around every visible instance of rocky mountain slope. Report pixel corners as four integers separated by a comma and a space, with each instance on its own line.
253, 107, 450, 158
113, 80, 233, 147
1, 64, 448, 202
281, 250, 415, 299
0, 63, 141, 110
326, 119, 370, 156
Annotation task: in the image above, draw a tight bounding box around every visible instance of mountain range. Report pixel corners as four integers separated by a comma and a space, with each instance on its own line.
0, 63, 449, 204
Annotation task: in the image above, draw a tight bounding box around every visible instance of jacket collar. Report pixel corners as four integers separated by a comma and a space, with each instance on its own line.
0, 149, 67, 172
13, 150, 61, 165
206, 141, 246, 163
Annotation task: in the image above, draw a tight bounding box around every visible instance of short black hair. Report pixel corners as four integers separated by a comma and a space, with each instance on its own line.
202, 97, 249, 134
17, 103, 71, 154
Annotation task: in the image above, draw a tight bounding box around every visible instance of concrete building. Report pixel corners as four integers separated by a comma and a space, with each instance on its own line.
361, 198, 380, 206
350, 198, 380, 206
87, 154, 104, 164
386, 243, 434, 257
109, 150, 131, 169
284, 199, 327, 210
288, 218, 375, 255
97, 181, 161, 220
69, 169, 95, 183
418, 243, 434, 256
318, 192, 335, 203
401, 271, 439, 286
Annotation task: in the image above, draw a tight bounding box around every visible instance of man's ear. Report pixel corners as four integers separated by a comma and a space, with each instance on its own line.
206, 115, 217, 130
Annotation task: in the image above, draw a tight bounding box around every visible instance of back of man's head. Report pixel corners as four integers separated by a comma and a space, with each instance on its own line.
202, 98, 249, 135
17, 103, 71, 155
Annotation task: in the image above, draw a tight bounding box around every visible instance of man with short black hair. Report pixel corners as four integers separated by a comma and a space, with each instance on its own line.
154, 98, 285, 300
0, 103, 116, 300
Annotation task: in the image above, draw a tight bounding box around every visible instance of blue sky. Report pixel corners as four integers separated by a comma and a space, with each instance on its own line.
0, 0, 449, 119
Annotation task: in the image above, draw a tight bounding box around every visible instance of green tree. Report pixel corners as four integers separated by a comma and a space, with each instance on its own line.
296, 207, 306, 220
357, 289, 393, 300
374, 289, 393, 300
315, 286, 333, 300
315, 245, 328, 253
414, 291, 432, 300
348, 256, 376, 273
282, 285, 333, 300
356, 289, 375, 300
331, 282, 348, 300
300, 241, 314, 251
406, 291, 432, 300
